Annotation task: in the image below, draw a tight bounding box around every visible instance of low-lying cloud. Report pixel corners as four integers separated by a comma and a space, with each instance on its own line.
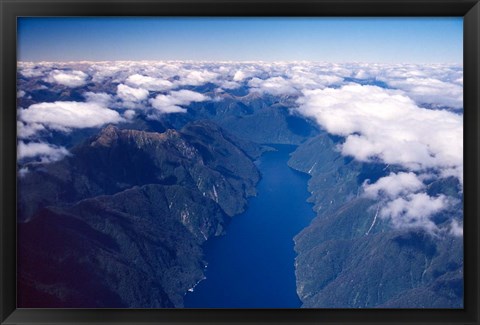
125, 74, 173, 91
449, 219, 463, 237
149, 89, 209, 114
117, 84, 149, 102
84, 92, 114, 105
296, 84, 463, 183
363, 172, 425, 199
385, 77, 463, 109
20, 101, 124, 134
18, 141, 70, 163
295, 83, 462, 235
379, 193, 451, 234
248, 76, 298, 96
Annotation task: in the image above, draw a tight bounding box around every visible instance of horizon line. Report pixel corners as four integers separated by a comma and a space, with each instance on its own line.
17, 60, 464, 65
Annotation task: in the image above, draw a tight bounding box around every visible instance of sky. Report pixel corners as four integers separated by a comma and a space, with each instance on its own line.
17, 17, 462, 63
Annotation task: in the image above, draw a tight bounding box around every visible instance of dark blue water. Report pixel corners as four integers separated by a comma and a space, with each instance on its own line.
184, 144, 316, 308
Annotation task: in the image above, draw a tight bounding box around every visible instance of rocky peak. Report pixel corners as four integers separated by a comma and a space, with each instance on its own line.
91, 125, 176, 148
91, 124, 120, 147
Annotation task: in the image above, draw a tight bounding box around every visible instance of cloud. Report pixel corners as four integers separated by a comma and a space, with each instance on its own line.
296, 83, 462, 234
18, 62, 49, 78
123, 109, 136, 119
449, 219, 463, 237
385, 77, 463, 109
363, 172, 425, 199
117, 84, 149, 102
379, 193, 450, 234
18, 167, 29, 177
219, 80, 242, 90
20, 101, 124, 133
17, 90, 26, 98
20, 68, 46, 78
45, 70, 89, 87
84, 92, 113, 105
343, 63, 463, 109
296, 84, 463, 182
173, 89, 209, 102
18, 141, 70, 163
362, 172, 460, 234
175, 70, 219, 86
246, 64, 343, 96
285, 65, 343, 89
248, 77, 298, 96
149, 89, 209, 114
125, 74, 173, 91
233, 68, 257, 81
17, 121, 46, 139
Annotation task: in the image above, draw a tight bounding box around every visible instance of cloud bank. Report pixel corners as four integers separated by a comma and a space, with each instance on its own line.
295, 83, 462, 234
296, 84, 462, 183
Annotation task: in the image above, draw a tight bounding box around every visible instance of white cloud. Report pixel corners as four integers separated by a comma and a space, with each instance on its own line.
18, 141, 70, 163
150, 97, 186, 113
173, 89, 209, 102
363, 172, 425, 199
125, 74, 173, 91
20, 101, 124, 133
17, 90, 26, 98
296, 84, 463, 182
84, 92, 113, 105
233, 68, 257, 81
17, 121, 46, 139
285, 65, 343, 89
296, 83, 462, 234
149, 89, 208, 114
385, 77, 463, 109
219, 80, 242, 90
246, 64, 344, 96
175, 70, 219, 86
20, 68, 46, 78
344, 63, 463, 109
45, 70, 89, 87
379, 193, 450, 234
18, 62, 48, 78
117, 84, 149, 102
449, 219, 463, 237
90, 63, 124, 83
18, 167, 29, 177
362, 171, 459, 234
123, 109, 136, 119
248, 77, 298, 96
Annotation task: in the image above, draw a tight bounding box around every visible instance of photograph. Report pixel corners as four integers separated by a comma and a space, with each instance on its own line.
16, 17, 464, 309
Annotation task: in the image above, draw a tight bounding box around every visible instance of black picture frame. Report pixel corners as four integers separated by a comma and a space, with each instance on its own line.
1, 0, 479, 324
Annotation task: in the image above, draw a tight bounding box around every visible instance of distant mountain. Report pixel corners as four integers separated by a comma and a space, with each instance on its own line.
163, 90, 320, 145
288, 133, 463, 308
18, 121, 263, 307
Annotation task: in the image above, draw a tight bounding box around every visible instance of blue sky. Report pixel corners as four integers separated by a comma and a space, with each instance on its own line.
17, 17, 462, 63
